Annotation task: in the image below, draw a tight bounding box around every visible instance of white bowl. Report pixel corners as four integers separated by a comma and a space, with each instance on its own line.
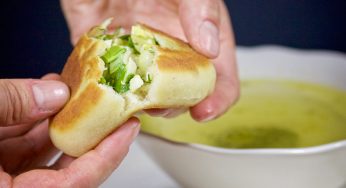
138, 46, 346, 188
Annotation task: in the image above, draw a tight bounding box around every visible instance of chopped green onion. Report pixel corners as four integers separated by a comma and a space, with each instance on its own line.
113, 27, 125, 37
101, 46, 125, 64
115, 63, 127, 81
126, 73, 135, 83
88, 27, 106, 38
115, 84, 129, 93
104, 34, 115, 40
109, 55, 123, 74
99, 77, 107, 84
128, 36, 139, 53
114, 64, 128, 93
115, 35, 139, 53
98, 25, 158, 94
119, 34, 130, 40
147, 74, 152, 83
154, 38, 159, 45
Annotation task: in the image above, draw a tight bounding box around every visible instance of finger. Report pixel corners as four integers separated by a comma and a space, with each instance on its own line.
179, 0, 221, 58
60, 0, 109, 45
190, 78, 239, 122
41, 73, 63, 81
0, 73, 61, 134
0, 120, 52, 173
51, 154, 74, 170
54, 118, 140, 169
20, 120, 60, 172
144, 109, 173, 117
53, 118, 140, 187
190, 2, 240, 122
162, 108, 188, 118
0, 171, 11, 188
0, 79, 69, 126
0, 123, 34, 141
144, 108, 187, 118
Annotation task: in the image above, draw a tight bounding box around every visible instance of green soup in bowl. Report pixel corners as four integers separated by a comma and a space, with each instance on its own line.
140, 79, 346, 149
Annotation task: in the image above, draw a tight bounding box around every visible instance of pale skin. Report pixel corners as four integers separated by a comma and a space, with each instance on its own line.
0, 0, 239, 187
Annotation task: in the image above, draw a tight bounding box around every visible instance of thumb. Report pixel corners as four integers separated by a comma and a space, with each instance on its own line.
179, 0, 221, 58
0, 79, 69, 126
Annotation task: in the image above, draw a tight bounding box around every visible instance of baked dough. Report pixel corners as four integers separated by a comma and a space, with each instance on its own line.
50, 20, 216, 157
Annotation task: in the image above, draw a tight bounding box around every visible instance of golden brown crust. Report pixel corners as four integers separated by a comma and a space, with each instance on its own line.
137, 24, 211, 72
155, 48, 210, 72
51, 82, 102, 131
138, 23, 190, 50
51, 35, 106, 132
61, 35, 104, 95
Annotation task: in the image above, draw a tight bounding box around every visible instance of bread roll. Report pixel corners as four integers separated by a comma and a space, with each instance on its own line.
50, 19, 216, 156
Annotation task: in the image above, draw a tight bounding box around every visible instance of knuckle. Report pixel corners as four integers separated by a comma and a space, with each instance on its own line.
200, 0, 220, 22
0, 80, 30, 125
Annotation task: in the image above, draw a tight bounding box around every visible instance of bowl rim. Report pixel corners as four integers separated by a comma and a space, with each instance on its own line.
139, 132, 346, 156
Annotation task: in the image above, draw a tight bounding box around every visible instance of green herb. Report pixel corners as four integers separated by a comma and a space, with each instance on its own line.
128, 36, 139, 54
154, 37, 159, 45
115, 84, 129, 93
104, 34, 115, 40
126, 73, 135, 83
95, 35, 105, 40
99, 45, 132, 93
119, 34, 130, 40
99, 77, 107, 84
101, 46, 125, 64
147, 74, 152, 83
114, 63, 128, 93
98, 25, 157, 94
115, 63, 127, 82
109, 55, 124, 74
88, 27, 106, 38
113, 27, 124, 37
100, 62, 131, 93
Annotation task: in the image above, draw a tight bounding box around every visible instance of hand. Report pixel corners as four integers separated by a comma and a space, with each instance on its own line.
0, 74, 140, 187
61, 0, 239, 121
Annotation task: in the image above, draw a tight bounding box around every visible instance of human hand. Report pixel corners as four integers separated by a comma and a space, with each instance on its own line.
0, 74, 140, 187
61, 0, 239, 122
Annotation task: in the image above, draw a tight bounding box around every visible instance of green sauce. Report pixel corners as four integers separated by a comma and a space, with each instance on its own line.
140, 80, 346, 149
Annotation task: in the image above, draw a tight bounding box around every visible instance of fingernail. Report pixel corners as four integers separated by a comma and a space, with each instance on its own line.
123, 120, 140, 142
199, 20, 219, 57
164, 108, 188, 118
146, 109, 172, 117
32, 81, 69, 112
198, 108, 216, 122
200, 115, 216, 122
131, 123, 140, 142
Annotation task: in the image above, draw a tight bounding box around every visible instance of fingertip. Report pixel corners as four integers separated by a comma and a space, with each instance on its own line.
179, 0, 221, 58
0, 79, 70, 125
96, 117, 140, 156
190, 81, 240, 122
51, 153, 74, 170
53, 118, 141, 187
144, 109, 171, 117
197, 20, 220, 58
163, 108, 188, 118
125, 117, 140, 127
190, 97, 218, 122
32, 80, 70, 113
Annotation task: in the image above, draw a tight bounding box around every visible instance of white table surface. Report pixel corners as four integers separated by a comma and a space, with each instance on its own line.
101, 141, 180, 188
